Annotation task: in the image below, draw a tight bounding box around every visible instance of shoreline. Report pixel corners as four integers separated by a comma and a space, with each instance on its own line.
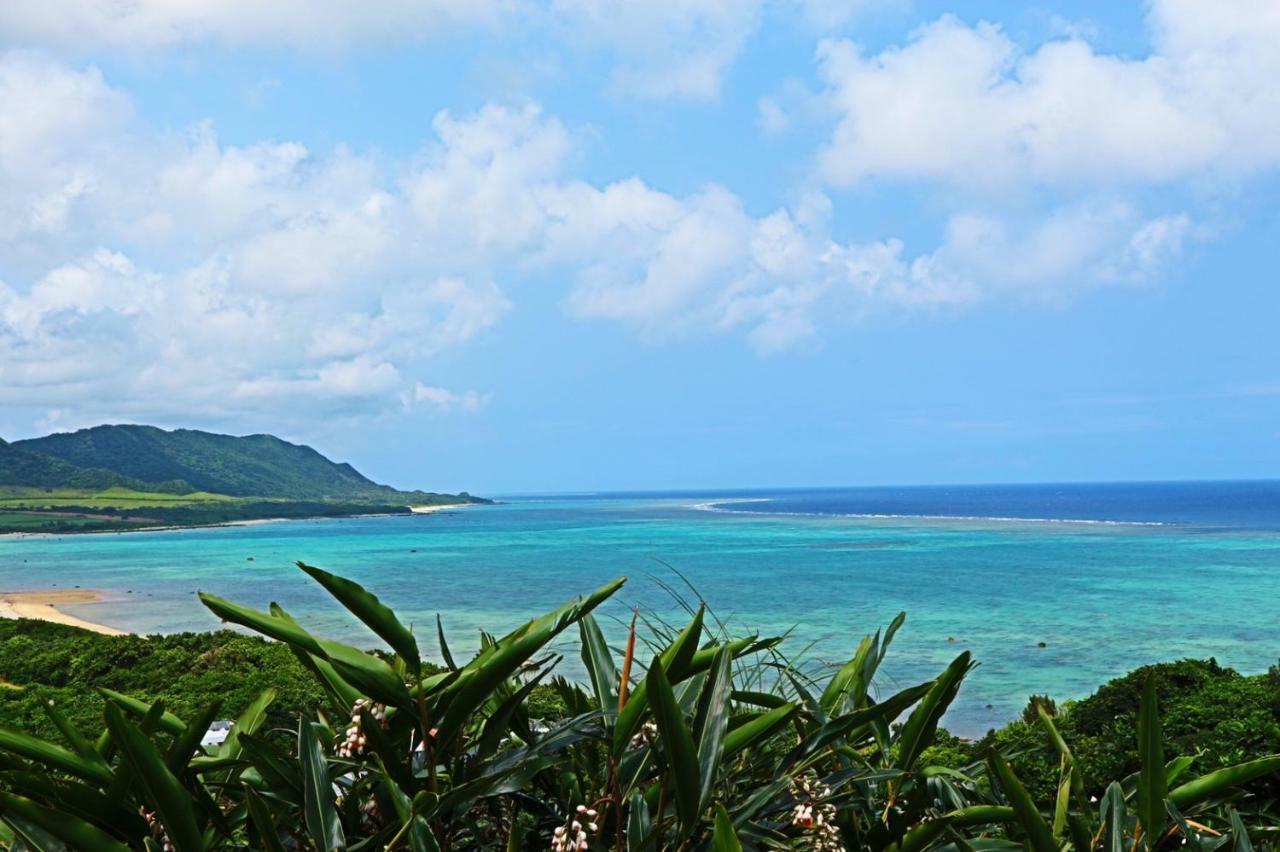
0, 503, 479, 540
0, 590, 128, 635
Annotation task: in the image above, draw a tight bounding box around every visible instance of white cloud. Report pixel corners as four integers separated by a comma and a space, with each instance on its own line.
0, 49, 1206, 431
817, 0, 1280, 187
406, 384, 492, 413
0, 0, 514, 51
552, 0, 763, 99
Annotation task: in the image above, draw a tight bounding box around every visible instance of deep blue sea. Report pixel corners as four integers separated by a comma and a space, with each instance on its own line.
3, 481, 1279, 735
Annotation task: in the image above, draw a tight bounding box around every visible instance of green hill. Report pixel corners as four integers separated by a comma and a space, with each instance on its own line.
0, 437, 134, 491
6, 425, 476, 502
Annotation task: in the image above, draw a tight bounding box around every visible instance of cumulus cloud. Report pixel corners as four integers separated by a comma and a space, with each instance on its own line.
817, 0, 1280, 187
0, 46, 1210, 429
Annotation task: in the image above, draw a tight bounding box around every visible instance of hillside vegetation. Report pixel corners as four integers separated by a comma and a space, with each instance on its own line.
0, 425, 487, 533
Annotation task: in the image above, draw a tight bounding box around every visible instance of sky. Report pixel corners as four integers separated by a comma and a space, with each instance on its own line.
1, 1, 1278, 494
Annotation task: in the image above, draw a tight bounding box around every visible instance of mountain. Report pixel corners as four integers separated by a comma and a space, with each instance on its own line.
7, 425, 464, 501
0, 437, 136, 491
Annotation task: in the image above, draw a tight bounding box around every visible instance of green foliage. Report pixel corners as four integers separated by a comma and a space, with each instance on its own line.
0, 566, 1274, 851
0, 620, 327, 740
11, 424, 482, 501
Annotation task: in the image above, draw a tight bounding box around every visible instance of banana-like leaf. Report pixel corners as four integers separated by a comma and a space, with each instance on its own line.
0, 728, 113, 785
201, 593, 410, 708
722, 702, 796, 759
988, 752, 1056, 852
1099, 781, 1127, 852
895, 652, 973, 773
0, 792, 130, 852
215, 688, 276, 763
646, 658, 702, 839
614, 634, 776, 757
693, 647, 733, 811
40, 702, 97, 760
787, 680, 933, 767
299, 720, 345, 852
97, 689, 187, 736
1229, 807, 1253, 852
1038, 705, 1091, 840
437, 614, 458, 671
579, 613, 619, 712
103, 702, 204, 852
628, 790, 653, 852
1169, 756, 1280, 808
433, 578, 624, 743
1136, 675, 1168, 846
297, 562, 421, 673
244, 786, 286, 852
165, 700, 223, 775
712, 803, 743, 852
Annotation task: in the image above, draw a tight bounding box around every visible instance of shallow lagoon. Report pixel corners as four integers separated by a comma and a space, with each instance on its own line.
3, 484, 1279, 736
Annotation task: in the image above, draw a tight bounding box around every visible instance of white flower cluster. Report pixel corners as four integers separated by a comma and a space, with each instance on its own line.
139, 806, 175, 852
789, 775, 845, 852
551, 804, 599, 851
629, 721, 658, 750
338, 697, 388, 758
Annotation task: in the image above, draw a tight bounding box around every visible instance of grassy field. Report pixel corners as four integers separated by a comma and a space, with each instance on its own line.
0, 486, 237, 510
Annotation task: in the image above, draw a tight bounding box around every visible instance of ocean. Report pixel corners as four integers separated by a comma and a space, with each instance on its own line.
3, 481, 1279, 736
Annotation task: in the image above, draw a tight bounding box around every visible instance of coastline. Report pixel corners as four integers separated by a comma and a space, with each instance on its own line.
0, 503, 478, 539
0, 590, 127, 636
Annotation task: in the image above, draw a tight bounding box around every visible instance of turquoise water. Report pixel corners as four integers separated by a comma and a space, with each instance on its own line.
3, 485, 1280, 735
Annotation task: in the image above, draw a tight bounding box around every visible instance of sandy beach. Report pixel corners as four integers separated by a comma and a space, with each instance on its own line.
0, 590, 128, 635
408, 503, 470, 514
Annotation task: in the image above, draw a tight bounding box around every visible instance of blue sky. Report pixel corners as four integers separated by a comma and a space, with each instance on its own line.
0, 1, 1277, 493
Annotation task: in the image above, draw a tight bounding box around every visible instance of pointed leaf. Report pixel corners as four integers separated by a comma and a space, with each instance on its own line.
299, 720, 345, 851
1137, 675, 1168, 845
646, 658, 701, 838
712, 803, 743, 852
103, 703, 204, 852
0, 792, 130, 852
298, 562, 421, 673
988, 751, 1056, 852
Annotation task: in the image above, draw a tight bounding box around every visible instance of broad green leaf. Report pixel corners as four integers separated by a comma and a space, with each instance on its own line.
103, 702, 204, 852
1229, 807, 1253, 852
299, 720, 345, 852
1039, 705, 1091, 839
0, 792, 130, 852
298, 562, 421, 673
646, 657, 702, 838
895, 652, 973, 773
614, 633, 777, 757
0, 728, 113, 785
97, 689, 187, 736
40, 701, 96, 760
1099, 781, 1127, 852
215, 688, 276, 763
579, 613, 619, 712
1136, 675, 1168, 846
627, 790, 653, 852
693, 647, 732, 811
243, 786, 286, 852
165, 699, 223, 775
722, 702, 796, 759
201, 591, 410, 708
988, 751, 1056, 852
437, 614, 458, 671
433, 577, 624, 742
711, 803, 743, 852
1169, 756, 1280, 808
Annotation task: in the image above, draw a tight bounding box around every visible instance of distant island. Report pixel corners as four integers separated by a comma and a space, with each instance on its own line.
0, 424, 488, 534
